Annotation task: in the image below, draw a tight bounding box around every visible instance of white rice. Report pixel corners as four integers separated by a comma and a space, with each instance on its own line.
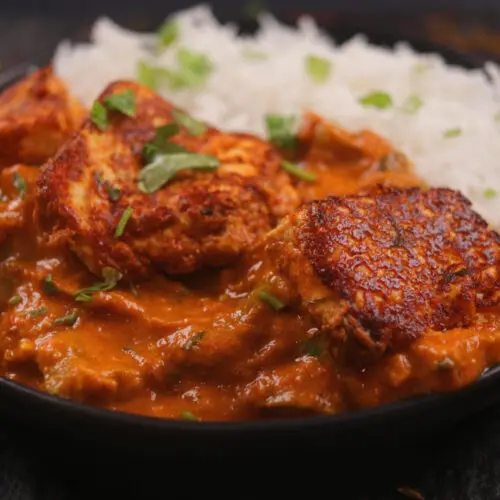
53, 4, 500, 227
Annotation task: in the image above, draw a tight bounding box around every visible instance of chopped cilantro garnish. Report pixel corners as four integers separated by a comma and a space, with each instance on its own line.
172, 109, 207, 136
73, 267, 122, 303
265, 114, 297, 150
400, 94, 423, 114
94, 172, 121, 202
484, 188, 497, 199
495, 112, 500, 123
42, 274, 59, 295
136, 61, 158, 90
443, 127, 462, 138
142, 123, 182, 162
180, 411, 198, 421
157, 19, 179, 53
8, 295, 21, 306
258, 290, 285, 311
136, 61, 170, 90
106, 185, 121, 202
114, 206, 133, 238
103, 90, 136, 118
138, 153, 219, 193
359, 91, 393, 109
13, 172, 26, 198
22, 307, 48, 318
302, 338, 323, 357
91, 101, 108, 131
305, 55, 332, 83
280, 161, 316, 182
165, 48, 213, 90
53, 312, 78, 327
184, 331, 206, 350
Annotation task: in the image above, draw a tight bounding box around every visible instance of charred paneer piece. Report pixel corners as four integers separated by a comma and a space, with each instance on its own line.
36, 81, 299, 279
259, 187, 500, 353
0, 66, 85, 167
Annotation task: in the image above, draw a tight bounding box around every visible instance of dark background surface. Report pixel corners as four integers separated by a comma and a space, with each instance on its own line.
3, 1, 500, 499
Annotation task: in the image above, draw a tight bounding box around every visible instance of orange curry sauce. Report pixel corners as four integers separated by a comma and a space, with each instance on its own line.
1, 115, 500, 422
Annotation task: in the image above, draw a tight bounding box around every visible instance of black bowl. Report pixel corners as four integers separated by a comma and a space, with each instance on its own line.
0, 21, 496, 472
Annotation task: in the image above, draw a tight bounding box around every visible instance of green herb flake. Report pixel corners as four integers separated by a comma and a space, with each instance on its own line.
73, 267, 122, 303
142, 123, 183, 162
397, 487, 425, 500
165, 48, 213, 90
53, 312, 78, 327
172, 109, 207, 137
400, 94, 423, 114
436, 357, 455, 371
91, 101, 108, 131
443, 127, 462, 138
442, 267, 468, 284
136, 61, 170, 90
94, 172, 121, 202
359, 91, 393, 109
184, 331, 206, 351
177, 48, 212, 80
280, 161, 317, 182
114, 206, 133, 238
103, 89, 136, 118
151, 123, 181, 149
303, 338, 323, 358
258, 290, 285, 311
138, 153, 219, 194
8, 295, 21, 306
13, 172, 26, 198
157, 19, 179, 53
241, 48, 268, 60
42, 274, 59, 295
265, 114, 297, 150
143, 141, 188, 163
106, 184, 121, 202
137, 61, 157, 89
180, 411, 199, 421
484, 188, 498, 199
22, 307, 48, 319
495, 112, 500, 123
305, 55, 332, 83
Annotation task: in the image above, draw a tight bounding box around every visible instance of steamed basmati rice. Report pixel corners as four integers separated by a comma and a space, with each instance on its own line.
53, 4, 500, 227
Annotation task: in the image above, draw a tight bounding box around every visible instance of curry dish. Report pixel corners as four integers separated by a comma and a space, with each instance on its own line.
1, 66, 500, 422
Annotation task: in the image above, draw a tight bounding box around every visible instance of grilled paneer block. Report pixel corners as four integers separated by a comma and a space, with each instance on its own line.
36, 81, 299, 279
255, 187, 500, 353
0, 66, 85, 167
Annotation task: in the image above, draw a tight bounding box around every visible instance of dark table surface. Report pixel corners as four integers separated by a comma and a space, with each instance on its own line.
3, 3, 500, 499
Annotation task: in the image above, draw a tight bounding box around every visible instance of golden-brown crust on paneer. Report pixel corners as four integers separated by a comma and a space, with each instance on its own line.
36, 81, 299, 279
295, 187, 500, 350
0, 66, 85, 167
